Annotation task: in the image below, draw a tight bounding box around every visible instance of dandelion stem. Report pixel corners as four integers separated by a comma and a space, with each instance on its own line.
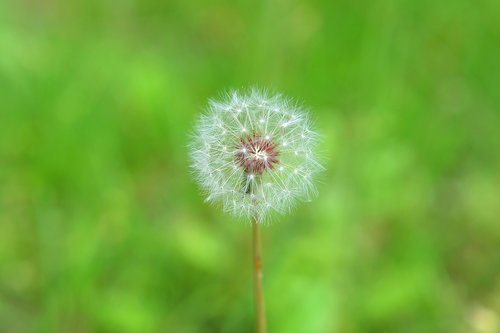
252, 216, 266, 333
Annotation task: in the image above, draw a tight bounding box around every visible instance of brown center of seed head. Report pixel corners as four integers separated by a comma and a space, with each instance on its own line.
234, 133, 280, 175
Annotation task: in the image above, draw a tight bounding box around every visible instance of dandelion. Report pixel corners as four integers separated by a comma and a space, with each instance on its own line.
190, 88, 322, 221
189, 88, 323, 333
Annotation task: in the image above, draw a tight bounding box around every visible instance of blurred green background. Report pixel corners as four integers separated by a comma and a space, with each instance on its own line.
1, 0, 499, 332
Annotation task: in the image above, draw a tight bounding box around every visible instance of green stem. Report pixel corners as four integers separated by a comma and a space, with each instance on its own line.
252, 216, 267, 333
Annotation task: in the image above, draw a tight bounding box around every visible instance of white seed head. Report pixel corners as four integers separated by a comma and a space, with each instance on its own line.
189, 88, 323, 222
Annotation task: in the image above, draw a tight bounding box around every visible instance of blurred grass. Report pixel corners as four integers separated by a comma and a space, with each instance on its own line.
1, 0, 499, 332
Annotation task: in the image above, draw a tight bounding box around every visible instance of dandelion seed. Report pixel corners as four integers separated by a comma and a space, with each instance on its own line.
189, 88, 323, 221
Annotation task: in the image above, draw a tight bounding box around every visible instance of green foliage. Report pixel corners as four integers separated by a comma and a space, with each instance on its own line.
1, 0, 499, 332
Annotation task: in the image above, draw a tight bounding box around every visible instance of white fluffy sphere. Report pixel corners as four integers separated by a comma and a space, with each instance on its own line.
190, 89, 323, 222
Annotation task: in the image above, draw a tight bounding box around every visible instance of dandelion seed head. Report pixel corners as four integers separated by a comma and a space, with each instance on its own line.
189, 88, 323, 221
